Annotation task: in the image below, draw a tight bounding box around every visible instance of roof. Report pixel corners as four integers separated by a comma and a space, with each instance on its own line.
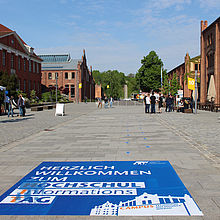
203, 17, 220, 33
0, 24, 13, 32
0, 24, 42, 61
39, 54, 82, 70
39, 54, 71, 63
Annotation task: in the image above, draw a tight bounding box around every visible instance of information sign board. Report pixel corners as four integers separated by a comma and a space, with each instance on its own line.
55, 103, 65, 116
0, 161, 203, 216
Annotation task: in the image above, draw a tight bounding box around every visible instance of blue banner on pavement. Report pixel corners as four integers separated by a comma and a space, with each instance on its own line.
0, 161, 203, 216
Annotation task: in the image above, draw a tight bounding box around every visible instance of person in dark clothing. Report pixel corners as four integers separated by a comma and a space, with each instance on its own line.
170, 95, 174, 111
150, 92, 156, 113
158, 93, 163, 113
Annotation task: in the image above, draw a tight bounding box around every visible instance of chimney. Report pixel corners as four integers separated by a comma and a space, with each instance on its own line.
201, 20, 208, 32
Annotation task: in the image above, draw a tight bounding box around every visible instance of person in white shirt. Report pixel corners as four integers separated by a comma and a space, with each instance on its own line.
144, 93, 151, 113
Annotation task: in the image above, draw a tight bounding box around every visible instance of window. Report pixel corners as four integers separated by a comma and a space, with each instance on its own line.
11, 54, 14, 69
18, 56, 21, 70
72, 72, 75, 79
29, 60, 31, 72
65, 85, 69, 94
33, 81, 36, 90
65, 72, 68, 79
24, 80, 26, 92
24, 59, 26, 71
71, 85, 75, 97
195, 64, 198, 71
37, 63, 39, 73
33, 62, 35, 73
28, 80, 31, 92
48, 73, 52, 79
2, 50, 6, 66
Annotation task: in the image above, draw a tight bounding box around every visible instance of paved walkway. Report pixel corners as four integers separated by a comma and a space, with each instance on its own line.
0, 103, 219, 219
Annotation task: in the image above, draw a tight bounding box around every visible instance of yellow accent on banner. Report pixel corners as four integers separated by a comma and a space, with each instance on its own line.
188, 78, 195, 90
79, 83, 82, 88
107, 85, 109, 88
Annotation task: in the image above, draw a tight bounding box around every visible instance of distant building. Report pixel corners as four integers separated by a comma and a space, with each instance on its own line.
167, 53, 201, 99
39, 50, 95, 102
95, 84, 103, 99
0, 24, 42, 96
200, 17, 220, 105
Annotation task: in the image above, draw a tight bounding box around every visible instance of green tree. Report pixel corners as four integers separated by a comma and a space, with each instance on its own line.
136, 51, 163, 92
170, 73, 180, 96
0, 71, 18, 98
102, 70, 126, 98
125, 75, 139, 98
162, 70, 169, 95
92, 70, 102, 85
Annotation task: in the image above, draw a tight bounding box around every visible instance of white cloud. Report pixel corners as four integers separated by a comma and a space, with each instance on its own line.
199, 0, 220, 8
149, 0, 191, 10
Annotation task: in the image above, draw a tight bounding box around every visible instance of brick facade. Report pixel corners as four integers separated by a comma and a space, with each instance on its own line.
40, 51, 95, 102
200, 17, 220, 105
168, 53, 201, 99
0, 24, 42, 96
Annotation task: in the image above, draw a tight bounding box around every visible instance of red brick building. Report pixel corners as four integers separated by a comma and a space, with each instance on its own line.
200, 17, 220, 105
0, 24, 42, 96
168, 53, 201, 99
39, 50, 95, 102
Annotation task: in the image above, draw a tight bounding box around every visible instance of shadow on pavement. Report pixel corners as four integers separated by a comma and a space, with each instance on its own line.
0, 116, 34, 123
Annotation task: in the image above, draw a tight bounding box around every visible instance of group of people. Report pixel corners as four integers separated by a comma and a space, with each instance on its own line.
3, 94, 26, 118
144, 92, 163, 114
97, 97, 113, 109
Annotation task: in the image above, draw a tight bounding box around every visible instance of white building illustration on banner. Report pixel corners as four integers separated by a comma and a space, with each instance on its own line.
90, 193, 203, 216
90, 201, 118, 216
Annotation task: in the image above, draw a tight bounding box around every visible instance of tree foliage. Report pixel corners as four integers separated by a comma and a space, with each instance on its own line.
92, 70, 127, 99
162, 71, 169, 95
170, 73, 180, 96
0, 71, 18, 102
136, 51, 163, 92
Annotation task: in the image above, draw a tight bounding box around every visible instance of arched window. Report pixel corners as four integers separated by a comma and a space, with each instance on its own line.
48, 72, 52, 79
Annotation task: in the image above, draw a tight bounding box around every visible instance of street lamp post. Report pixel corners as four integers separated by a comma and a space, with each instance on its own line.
195, 70, 198, 114
55, 72, 58, 103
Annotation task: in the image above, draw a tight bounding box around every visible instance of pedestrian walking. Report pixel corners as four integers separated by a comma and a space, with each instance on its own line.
4, 95, 10, 114
8, 96, 17, 117
17, 94, 24, 117
104, 97, 108, 108
84, 96, 87, 104
98, 97, 102, 108
150, 92, 156, 113
110, 97, 113, 108
21, 95, 26, 116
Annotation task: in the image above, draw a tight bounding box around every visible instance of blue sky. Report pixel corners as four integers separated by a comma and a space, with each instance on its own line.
1, 0, 220, 74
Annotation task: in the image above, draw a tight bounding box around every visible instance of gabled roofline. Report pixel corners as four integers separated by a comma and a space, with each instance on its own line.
0, 31, 42, 61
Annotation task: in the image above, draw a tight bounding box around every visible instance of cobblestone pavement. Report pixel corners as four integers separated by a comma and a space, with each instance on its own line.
0, 103, 219, 220
0, 103, 96, 147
